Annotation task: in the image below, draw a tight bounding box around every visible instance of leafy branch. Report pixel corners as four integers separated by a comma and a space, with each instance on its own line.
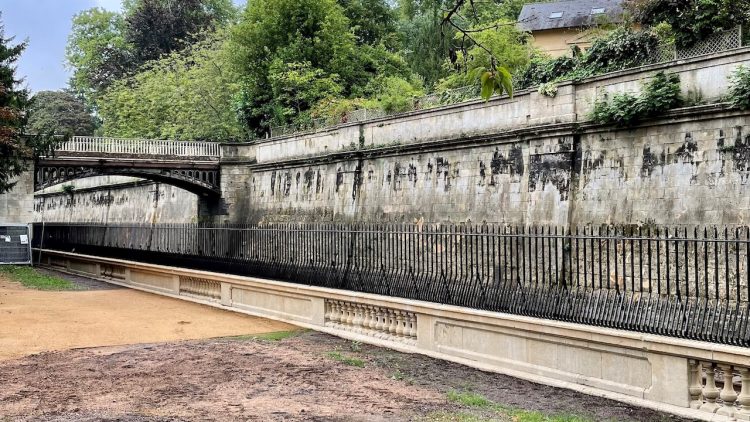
440, 0, 515, 100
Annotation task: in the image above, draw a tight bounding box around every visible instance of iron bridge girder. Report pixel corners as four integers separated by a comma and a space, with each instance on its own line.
34, 161, 221, 197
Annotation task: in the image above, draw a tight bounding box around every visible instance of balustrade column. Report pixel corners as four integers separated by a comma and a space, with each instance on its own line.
387, 310, 398, 337
374, 308, 384, 335
688, 359, 703, 409
367, 306, 377, 331
352, 304, 363, 332
395, 311, 405, 337
407, 314, 417, 338
700, 362, 721, 413
737, 367, 750, 421
717, 364, 737, 417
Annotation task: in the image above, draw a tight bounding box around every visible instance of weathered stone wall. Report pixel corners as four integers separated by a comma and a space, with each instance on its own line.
230, 49, 749, 166
34, 176, 198, 224
21, 49, 750, 227
217, 49, 750, 227
0, 171, 34, 224
219, 106, 750, 227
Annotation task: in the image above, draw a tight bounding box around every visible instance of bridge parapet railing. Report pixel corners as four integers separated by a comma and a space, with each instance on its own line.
54, 137, 221, 158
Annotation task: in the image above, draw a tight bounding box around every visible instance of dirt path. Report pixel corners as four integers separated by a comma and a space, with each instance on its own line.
0, 332, 689, 422
0, 270, 690, 422
0, 273, 294, 361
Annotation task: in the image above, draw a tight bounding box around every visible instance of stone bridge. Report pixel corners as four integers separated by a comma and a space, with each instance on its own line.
35, 137, 222, 197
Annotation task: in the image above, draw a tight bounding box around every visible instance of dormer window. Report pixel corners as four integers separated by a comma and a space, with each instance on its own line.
549, 11, 564, 19
591, 8, 605, 14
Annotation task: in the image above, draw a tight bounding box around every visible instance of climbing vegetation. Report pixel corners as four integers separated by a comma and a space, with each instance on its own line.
590, 72, 682, 127
627, 0, 750, 49
727, 65, 750, 110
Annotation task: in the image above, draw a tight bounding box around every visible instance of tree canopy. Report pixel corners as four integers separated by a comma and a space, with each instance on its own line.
27, 91, 98, 136
66, 8, 133, 103
229, 0, 416, 136
629, 0, 750, 48
67, 0, 236, 105
123, 0, 236, 63
99, 30, 247, 141
68, 0, 545, 140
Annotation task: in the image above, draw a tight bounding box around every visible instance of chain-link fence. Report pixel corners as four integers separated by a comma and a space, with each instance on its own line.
0, 225, 32, 265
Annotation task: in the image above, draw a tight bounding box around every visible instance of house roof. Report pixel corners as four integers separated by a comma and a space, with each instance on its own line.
518, 0, 625, 32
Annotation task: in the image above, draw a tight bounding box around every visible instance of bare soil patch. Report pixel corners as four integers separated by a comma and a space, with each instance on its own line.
0, 270, 691, 421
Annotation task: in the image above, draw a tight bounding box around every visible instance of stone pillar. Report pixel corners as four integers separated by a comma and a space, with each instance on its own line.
197, 195, 227, 224
0, 170, 35, 224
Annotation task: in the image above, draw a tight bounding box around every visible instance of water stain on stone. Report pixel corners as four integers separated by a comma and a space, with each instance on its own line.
641, 146, 666, 178
283, 171, 292, 197
336, 168, 344, 193
489, 146, 524, 185
528, 151, 573, 200
303, 168, 315, 193
674, 132, 698, 164
315, 170, 323, 194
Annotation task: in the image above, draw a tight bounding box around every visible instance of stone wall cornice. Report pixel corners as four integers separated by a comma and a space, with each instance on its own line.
234, 104, 748, 171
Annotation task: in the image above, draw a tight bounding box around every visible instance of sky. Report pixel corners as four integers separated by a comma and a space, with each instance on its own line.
0, 0, 245, 93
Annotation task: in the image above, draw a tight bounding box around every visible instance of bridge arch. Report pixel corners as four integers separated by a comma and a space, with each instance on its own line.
34, 165, 221, 197
35, 137, 223, 198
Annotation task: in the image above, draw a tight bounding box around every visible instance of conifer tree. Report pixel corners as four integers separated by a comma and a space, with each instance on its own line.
0, 19, 57, 193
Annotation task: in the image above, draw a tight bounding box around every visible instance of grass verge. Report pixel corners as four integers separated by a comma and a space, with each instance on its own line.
0, 265, 75, 290
444, 390, 593, 422
225, 329, 307, 342
326, 351, 365, 367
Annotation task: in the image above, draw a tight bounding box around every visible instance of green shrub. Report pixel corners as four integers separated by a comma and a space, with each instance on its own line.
515, 54, 577, 89
578, 27, 660, 76
728, 65, 750, 110
590, 71, 682, 126
629, 0, 750, 49
515, 27, 661, 90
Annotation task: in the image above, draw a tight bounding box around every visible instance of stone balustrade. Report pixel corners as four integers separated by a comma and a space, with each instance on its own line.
689, 359, 750, 420
179, 276, 221, 300
38, 249, 750, 422
324, 299, 417, 345
56, 136, 221, 158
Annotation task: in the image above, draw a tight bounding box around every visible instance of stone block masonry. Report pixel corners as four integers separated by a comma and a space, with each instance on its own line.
34, 176, 198, 224
12, 47, 750, 226
220, 106, 750, 227
218, 48, 750, 227
0, 172, 34, 225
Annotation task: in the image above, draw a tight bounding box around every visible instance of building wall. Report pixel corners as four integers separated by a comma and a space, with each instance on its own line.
529, 28, 595, 57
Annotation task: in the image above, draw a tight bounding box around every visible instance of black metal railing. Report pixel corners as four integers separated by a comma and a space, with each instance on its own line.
33, 223, 750, 346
